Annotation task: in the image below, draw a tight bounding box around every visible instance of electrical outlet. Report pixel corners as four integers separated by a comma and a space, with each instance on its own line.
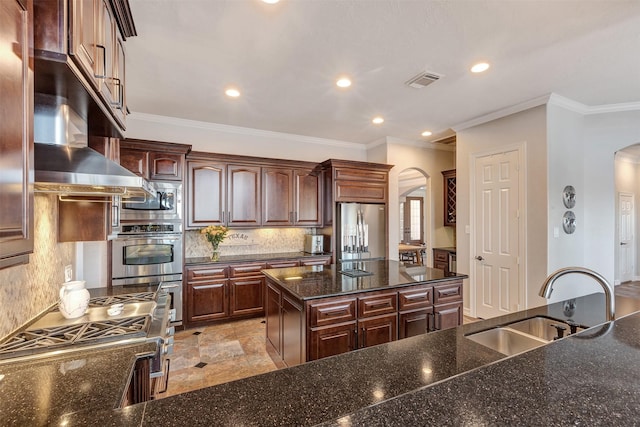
64, 265, 73, 282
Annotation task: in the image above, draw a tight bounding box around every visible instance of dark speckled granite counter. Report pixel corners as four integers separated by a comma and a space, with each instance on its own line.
185, 251, 332, 265
262, 259, 466, 300
4, 289, 640, 425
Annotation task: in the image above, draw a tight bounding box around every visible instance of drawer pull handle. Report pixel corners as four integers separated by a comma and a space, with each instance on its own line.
405, 292, 428, 301
369, 302, 391, 309
440, 289, 459, 296
321, 305, 351, 317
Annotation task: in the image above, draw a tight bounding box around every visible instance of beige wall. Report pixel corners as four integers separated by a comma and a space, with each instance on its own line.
368, 140, 455, 265
0, 194, 75, 339
456, 105, 548, 315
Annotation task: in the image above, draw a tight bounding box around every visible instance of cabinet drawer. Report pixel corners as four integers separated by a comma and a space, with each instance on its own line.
266, 260, 300, 269
187, 266, 228, 280
335, 181, 387, 202
433, 261, 448, 271
433, 250, 448, 262
433, 281, 462, 304
308, 298, 357, 327
358, 292, 397, 318
334, 167, 388, 183
229, 263, 267, 277
398, 286, 433, 311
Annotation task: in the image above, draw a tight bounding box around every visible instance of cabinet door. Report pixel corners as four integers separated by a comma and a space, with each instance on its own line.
187, 280, 228, 322
112, 32, 126, 127
265, 283, 281, 352
97, 0, 117, 107
262, 167, 293, 226
227, 164, 261, 226
308, 323, 356, 361
120, 148, 148, 178
150, 152, 182, 181
187, 161, 226, 228
0, 0, 33, 268
230, 276, 264, 317
69, 0, 99, 87
294, 169, 321, 226
433, 301, 463, 331
282, 294, 303, 367
399, 308, 433, 339
358, 313, 397, 349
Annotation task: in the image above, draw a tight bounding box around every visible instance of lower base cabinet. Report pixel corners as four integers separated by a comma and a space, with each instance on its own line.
266, 278, 463, 367
187, 281, 228, 322
230, 276, 265, 317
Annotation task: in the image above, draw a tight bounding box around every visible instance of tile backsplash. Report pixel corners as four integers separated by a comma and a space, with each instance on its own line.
185, 228, 315, 258
0, 194, 75, 339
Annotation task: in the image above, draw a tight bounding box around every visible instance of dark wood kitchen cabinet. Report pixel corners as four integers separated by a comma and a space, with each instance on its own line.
265, 276, 463, 366
227, 164, 261, 227
262, 167, 322, 227
186, 266, 229, 322
0, 0, 34, 269
228, 263, 265, 317
34, 0, 136, 135
266, 282, 305, 368
119, 139, 190, 181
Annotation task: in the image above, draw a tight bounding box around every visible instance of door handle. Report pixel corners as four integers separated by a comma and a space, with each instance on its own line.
620, 242, 628, 246
475, 256, 484, 261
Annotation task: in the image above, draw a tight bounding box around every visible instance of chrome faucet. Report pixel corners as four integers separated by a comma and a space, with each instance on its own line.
539, 267, 615, 321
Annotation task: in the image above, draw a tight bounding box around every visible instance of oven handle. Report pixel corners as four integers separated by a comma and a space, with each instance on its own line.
118, 235, 182, 242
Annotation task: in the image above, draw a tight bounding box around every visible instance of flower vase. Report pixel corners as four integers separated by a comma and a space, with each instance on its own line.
211, 244, 220, 261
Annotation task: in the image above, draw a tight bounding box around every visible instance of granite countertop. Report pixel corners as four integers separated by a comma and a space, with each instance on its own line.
0, 342, 156, 426
262, 259, 467, 301
4, 290, 640, 426
185, 251, 332, 265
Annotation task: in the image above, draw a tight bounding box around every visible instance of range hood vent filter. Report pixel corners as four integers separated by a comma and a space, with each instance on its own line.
405, 71, 442, 89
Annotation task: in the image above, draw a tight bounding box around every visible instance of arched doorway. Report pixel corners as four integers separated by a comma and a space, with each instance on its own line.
398, 168, 429, 264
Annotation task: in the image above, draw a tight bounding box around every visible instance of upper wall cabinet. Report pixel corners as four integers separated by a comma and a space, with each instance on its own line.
0, 0, 35, 269
119, 139, 191, 182
33, 0, 136, 136
186, 152, 320, 229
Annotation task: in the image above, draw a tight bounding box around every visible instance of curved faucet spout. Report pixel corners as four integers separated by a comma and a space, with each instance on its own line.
539, 267, 615, 321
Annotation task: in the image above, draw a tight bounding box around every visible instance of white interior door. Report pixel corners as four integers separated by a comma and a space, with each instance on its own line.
618, 192, 635, 283
474, 150, 521, 319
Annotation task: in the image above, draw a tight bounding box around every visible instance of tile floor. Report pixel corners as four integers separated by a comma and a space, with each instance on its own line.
161, 317, 277, 398
162, 281, 640, 398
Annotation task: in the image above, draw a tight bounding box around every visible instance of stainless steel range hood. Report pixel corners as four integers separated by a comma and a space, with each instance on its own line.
34, 94, 154, 197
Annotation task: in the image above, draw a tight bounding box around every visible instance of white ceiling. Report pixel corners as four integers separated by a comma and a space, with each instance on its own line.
125, 0, 640, 145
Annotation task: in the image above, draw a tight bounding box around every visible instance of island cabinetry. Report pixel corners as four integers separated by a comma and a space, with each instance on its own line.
433, 282, 463, 330
0, 0, 34, 269
265, 276, 463, 366
266, 282, 304, 368
398, 285, 434, 339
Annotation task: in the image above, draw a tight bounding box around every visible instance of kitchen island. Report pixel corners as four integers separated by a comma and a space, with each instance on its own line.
262, 260, 467, 366
3, 288, 640, 425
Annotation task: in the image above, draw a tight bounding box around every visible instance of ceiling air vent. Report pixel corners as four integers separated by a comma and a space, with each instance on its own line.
405, 71, 442, 89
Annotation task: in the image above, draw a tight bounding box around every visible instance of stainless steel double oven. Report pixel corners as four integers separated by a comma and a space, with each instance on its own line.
112, 182, 184, 326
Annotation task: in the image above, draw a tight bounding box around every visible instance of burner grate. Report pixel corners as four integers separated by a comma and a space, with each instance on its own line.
0, 316, 149, 360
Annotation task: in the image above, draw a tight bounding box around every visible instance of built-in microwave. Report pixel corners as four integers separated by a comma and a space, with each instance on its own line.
121, 182, 182, 222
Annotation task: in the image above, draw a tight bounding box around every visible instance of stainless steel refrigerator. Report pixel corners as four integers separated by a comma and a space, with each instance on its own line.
336, 202, 387, 261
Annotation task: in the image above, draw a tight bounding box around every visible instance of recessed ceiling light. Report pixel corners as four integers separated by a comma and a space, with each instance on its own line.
421, 130, 432, 137
372, 116, 384, 125
336, 77, 352, 88
471, 62, 490, 73
262, 0, 280, 4
225, 88, 240, 98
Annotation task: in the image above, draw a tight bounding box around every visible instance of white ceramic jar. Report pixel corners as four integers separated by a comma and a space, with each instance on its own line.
59, 280, 90, 319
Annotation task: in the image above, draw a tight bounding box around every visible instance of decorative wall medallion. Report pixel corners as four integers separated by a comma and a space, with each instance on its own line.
562, 185, 576, 208
563, 211, 576, 234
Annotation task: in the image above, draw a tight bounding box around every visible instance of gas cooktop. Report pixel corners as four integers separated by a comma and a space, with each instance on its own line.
0, 292, 160, 362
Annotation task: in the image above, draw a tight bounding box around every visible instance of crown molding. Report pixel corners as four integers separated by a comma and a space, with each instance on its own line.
128, 112, 366, 150
453, 93, 640, 132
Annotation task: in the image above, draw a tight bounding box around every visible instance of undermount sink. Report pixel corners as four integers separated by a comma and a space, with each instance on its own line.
506, 316, 586, 341
466, 327, 548, 356
466, 316, 588, 356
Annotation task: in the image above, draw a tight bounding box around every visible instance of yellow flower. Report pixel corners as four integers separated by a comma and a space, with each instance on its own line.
200, 225, 229, 247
